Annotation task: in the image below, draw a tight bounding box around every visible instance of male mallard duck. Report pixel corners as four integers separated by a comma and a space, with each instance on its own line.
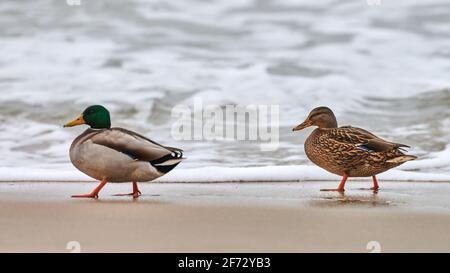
292, 106, 417, 192
64, 105, 184, 199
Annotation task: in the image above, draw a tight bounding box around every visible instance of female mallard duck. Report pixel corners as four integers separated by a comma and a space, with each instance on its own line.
292, 106, 416, 192
64, 105, 184, 199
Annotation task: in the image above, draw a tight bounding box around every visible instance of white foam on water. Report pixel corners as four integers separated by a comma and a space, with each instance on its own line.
2, 163, 450, 183
158, 165, 450, 183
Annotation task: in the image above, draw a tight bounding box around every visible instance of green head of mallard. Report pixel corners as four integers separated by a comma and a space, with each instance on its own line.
292, 106, 338, 131
64, 105, 111, 129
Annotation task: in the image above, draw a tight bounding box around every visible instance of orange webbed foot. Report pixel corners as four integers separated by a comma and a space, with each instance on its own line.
70, 179, 107, 199
113, 190, 142, 199
358, 186, 379, 193
113, 182, 141, 199
320, 174, 348, 193
71, 193, 99, 199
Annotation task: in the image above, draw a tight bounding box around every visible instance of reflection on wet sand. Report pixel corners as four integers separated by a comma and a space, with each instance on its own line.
70, 194, 164, 205
312, 191, 394, 208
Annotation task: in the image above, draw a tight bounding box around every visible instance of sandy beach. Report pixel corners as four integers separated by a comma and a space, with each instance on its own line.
1, 181, 450, 253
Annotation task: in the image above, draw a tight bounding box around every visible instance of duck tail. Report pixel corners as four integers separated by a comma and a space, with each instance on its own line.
386, 155, 417, 164
151, 148, 185, 174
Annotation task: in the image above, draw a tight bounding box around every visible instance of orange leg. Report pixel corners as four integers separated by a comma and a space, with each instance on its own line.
72, 179, 107, 199
114, 182, 142, 199
371, 176, 379, 191
358, 176, 380, 192
321, 174, 348, 192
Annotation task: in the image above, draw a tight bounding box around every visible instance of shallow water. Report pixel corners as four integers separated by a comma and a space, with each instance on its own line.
1, 0, 450, 180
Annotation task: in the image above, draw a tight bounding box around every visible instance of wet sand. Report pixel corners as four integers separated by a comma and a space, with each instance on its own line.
1, 181, 450, 252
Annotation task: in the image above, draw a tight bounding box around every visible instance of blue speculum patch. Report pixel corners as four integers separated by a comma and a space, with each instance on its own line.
356, 145, 371, 151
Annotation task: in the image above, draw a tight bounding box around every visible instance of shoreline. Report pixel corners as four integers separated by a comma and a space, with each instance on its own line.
1, 181, 450, 252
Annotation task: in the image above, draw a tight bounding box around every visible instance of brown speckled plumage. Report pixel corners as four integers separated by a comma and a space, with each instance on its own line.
293, 106, 417, 191
305, 127, 411, 177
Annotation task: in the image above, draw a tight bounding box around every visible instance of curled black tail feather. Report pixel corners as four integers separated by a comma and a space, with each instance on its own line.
150, 150, 184, 174
152, 162, 181, 174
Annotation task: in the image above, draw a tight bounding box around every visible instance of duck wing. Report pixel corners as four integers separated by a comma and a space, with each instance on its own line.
326, 126, 409, 152
89, 128, 183, 163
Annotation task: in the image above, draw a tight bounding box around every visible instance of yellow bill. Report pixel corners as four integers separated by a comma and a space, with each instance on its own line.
64, 114, 85, 127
